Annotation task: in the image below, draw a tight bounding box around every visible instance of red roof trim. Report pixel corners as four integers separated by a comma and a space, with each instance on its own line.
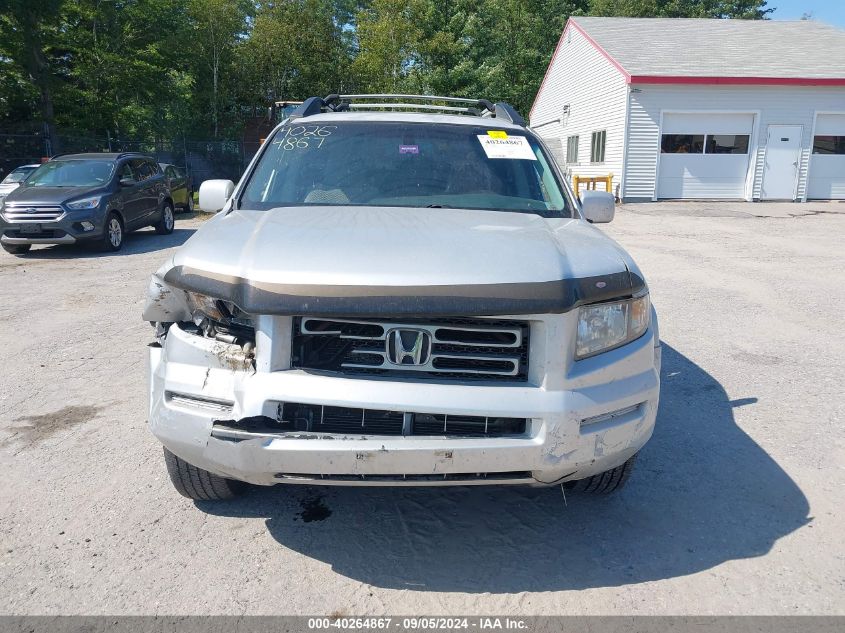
629, 75, 845, 86
529, 18, 631, 120
569, 19, 631, 81
528, 24, 570, 120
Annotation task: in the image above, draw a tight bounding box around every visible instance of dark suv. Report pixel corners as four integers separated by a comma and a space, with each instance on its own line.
0, 152, 175, 255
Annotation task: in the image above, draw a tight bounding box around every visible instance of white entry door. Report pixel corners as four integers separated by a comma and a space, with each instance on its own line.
761, 125, 802, 200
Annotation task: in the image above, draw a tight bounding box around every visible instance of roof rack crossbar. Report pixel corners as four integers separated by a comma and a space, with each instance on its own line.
346, 103, 481, 114
334, 94, 486, 106
283, 93, 525, 124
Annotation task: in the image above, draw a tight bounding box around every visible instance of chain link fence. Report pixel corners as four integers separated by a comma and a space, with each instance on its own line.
0, 130, 261, 185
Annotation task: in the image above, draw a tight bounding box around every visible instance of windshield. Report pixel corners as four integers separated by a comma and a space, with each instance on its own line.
25, 160, 115, 188
2, 167, 36, 184
241, 121, 572, 216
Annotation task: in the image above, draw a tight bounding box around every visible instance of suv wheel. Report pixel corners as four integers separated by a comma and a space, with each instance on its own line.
99, 212, 124, 252
2, 243, 31, 255
565, 454, 637, 494
163, 448, 244, 500
155, 202, 175, 235
184, 194, 194, 213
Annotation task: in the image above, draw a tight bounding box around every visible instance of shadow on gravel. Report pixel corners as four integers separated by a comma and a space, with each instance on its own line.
198, 344, 810, 592
7, 226, 195, 259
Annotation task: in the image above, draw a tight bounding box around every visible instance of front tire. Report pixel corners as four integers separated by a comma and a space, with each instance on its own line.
2, 243, 31, 255
163, 448, 244, 500
565, 454, 637, 494
99, 212, 124, 252
155, 202, 175, 235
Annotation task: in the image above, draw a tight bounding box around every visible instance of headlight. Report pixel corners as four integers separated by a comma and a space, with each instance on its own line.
185, 291, 253, 330
66, 196, 103, 210
576, 293, 650, 359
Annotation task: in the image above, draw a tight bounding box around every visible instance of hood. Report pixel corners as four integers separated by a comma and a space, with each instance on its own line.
0, 182, 21, 196
3, 185, 106, 206
157, 206, 644, 317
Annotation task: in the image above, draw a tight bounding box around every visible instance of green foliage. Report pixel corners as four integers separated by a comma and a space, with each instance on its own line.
0, 0, 774, 142
238, 0, 352, 102
589, 0, 773, 19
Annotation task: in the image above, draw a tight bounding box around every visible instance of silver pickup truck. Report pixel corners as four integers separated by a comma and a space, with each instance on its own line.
143, 94, 660, 501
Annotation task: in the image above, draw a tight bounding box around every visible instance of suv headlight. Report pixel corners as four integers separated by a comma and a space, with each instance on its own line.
185, 291, 253, 331
66, 196, 103, 210
575, 293, 650, 359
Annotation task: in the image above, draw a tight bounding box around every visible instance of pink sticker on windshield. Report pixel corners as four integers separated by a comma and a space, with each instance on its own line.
399, 145, 419, 154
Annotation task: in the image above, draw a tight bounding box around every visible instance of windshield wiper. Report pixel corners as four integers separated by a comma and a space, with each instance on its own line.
425, 203, 452, 208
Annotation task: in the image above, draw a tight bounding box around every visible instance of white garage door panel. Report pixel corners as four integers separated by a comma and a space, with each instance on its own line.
808, 114, 845, 200
662, 113, 755, 135
808, 156, 845, 199
815, 114, 845, 135
658, 155, 750, 198
658, 112, 754, 199
658, 155, 750, 178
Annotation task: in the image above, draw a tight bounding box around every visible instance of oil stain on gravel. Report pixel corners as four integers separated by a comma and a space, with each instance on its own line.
8, 404, 105, 446
297, 493, 332, 523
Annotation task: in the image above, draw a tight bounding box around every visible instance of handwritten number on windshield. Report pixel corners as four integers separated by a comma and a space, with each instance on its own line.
273, 125, 336, 151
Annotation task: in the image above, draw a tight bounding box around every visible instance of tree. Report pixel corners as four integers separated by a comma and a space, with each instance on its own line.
0, 0, 64, 150
187, 0, 251, 137
60, 0, 194, 139
237, 0, 352, 105
0, 0, 775, 146
353, 0, 426, 92
588, 0, 773, 19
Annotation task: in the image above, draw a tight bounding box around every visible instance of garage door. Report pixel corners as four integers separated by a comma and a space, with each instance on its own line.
657, 113, 755, 199
808, 114, 845, 200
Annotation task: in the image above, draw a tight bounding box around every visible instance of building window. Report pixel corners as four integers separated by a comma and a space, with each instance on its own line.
661, 134, 705, 154
706, 134, 750, 154
566, 135, 579, 164
591, 130, 606, 163
813, 136, 845, 155
662, 134, 750, 154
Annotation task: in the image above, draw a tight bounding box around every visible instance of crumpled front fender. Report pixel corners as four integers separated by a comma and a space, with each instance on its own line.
142, 260, 192, 323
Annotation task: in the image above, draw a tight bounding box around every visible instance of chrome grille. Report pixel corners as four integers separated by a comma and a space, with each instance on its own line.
2, 205, 65, 222
291, 317, 529, 381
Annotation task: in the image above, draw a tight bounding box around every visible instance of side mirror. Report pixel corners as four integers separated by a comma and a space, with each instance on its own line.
198, 179, 235, 213
119, 177, 135, 187
580, 190, 615, 224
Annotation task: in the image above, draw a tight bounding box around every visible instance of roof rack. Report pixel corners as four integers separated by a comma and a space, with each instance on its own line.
48, 151, 146, 160
288, 94, 525, 126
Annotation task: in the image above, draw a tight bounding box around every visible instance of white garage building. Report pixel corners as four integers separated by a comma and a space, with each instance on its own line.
529, 17, 845, 202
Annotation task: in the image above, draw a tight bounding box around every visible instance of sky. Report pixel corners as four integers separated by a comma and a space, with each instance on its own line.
769, 0, 845, 27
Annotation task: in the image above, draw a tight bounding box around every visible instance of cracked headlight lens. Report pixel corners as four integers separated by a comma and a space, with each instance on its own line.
576, 293, 650, 359
185, 292, 253, 330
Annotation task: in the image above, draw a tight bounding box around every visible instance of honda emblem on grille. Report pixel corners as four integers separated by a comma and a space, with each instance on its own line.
386, 328, 432, 365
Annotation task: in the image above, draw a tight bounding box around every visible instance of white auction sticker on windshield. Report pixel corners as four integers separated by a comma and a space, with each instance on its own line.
477, 135, 537, 160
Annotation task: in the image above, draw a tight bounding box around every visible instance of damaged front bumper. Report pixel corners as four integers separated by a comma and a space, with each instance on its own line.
147, 316, 660, 487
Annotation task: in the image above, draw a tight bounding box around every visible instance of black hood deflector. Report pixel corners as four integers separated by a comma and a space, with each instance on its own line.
163, 265, 646, 317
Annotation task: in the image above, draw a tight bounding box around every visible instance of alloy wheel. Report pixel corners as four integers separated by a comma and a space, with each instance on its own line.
109, 218, 122, 248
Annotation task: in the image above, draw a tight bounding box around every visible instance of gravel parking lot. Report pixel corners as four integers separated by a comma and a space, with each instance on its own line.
1, 202, 843, 615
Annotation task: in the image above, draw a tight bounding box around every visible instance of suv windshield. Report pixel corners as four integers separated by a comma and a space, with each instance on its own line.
25, 160, 115, 188
241, 121, 571, 216
2, 167, 35, 184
